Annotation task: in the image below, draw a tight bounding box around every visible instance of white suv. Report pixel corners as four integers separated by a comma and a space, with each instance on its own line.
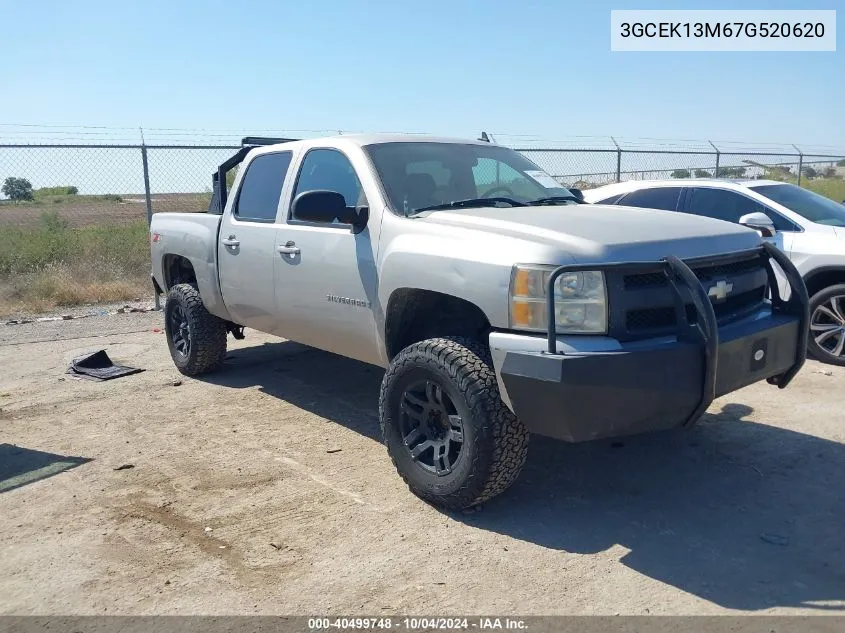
584, 179, 845, 365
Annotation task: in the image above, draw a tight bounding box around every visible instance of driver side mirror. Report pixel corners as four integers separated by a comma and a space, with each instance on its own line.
291, 190, 368, 233
739, 211, 776, 238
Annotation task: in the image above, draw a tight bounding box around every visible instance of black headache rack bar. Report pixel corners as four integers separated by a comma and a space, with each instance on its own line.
208, 136, 298, 214
544, 243, 809, 426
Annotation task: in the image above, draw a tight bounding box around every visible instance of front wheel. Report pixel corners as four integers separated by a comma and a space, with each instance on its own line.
164, 283, 228, 375
379, 337, 529, 510
808, 284, 845, 366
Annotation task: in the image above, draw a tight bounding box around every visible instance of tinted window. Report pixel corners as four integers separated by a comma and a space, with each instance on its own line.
686, 188, 768, 223
618, 187, 682, 211
751, 183, 845, 227
234, 152, 292, 222
767, 210, 800, 232
292, 149, 365, 218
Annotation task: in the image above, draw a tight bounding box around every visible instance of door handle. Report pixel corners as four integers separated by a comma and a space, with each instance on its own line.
221, 235, 240, 247
277, 241, 300, 256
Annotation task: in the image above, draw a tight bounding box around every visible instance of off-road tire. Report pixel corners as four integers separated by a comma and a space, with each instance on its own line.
379, 337, 529, 509
808, 284, 845, 367
164, 283, 227, 376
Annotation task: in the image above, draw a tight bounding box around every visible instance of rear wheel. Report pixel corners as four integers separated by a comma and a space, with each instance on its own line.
808, 284, 845, 366
379, 337, 529, 510
164, 283, 227, 375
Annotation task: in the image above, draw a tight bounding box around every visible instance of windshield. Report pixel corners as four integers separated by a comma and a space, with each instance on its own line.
751, 183, 845, 227
363, 142, 575, 215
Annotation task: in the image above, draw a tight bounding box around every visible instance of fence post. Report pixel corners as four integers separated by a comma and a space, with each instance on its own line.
792, 144, 803, 186
611, 137, 621, 182
141, 144, 160, 310
708, 140, 720, 177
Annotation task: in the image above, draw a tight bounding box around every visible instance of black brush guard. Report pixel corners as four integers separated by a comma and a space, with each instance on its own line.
544, 242, 809, 427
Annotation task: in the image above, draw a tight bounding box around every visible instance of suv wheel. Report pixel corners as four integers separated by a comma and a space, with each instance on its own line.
164, 283, 228, 375
379, 337, 529, 510
808, 283, 845, 366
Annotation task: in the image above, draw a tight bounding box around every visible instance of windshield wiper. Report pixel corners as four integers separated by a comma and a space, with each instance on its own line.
526, 196, 579, 206
411, 197, 526, 215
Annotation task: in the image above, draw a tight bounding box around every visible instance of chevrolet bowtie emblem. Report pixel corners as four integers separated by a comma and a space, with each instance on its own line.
708, 280, 734, 301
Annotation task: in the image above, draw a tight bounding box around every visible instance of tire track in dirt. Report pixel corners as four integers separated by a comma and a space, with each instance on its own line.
119, 496, 302, 587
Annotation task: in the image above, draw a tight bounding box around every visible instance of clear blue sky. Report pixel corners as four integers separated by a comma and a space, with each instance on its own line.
1, 0, 842, 150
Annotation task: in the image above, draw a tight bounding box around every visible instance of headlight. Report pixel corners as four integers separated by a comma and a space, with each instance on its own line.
509, 265, 607, 334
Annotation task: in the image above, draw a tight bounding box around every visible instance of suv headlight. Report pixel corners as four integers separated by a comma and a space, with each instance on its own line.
509, 265, 607, 334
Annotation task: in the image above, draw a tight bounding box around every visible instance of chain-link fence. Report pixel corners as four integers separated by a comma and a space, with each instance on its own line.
516, 147, 845, 189
1, 141, 843, 316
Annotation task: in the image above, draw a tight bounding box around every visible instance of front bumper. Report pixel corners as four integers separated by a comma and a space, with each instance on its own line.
492, 243, 809, 443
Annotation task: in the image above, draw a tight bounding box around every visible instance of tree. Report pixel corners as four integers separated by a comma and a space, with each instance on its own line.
822, 166, 838, 179
802, 166, 818, 179
2, 177, 34, 202
693, 169, 712, 178
837, 159, 845, 167
671, 169, 691, 179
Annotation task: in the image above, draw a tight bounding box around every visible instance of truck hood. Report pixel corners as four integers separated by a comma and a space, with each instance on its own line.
421, 204, 761, 262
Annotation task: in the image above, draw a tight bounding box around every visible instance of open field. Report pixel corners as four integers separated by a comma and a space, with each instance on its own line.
0, 193, 209, 229
781, 177, 845, 203
0, 216, 151, 317
1, 314, 844, 615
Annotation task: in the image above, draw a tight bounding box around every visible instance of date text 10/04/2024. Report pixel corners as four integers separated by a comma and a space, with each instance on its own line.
307, 617, 528, 630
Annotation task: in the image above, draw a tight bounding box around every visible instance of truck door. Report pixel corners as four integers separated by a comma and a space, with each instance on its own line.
217, 150, 293, 331
273, 147, 383, 365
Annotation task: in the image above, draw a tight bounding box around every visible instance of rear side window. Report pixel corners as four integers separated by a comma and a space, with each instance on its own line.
234, 151, 293, 222
685, 188, 767, 224
618, 187, 682, 211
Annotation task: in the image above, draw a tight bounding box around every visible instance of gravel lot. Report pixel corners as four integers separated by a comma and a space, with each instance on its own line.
1, 311, 844, 615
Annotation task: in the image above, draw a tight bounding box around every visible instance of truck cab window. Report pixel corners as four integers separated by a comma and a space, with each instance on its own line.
234, 151, 292, 222
291, 149, 366, 222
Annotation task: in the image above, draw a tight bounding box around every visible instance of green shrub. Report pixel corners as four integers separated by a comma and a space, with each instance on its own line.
717, 166, 747, 178
36, 186, 78, 196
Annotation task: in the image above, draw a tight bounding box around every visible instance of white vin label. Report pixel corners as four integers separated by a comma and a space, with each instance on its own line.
611, 10, 836, 52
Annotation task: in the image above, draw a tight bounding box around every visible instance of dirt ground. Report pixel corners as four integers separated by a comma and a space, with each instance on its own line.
1, 311, 844, 615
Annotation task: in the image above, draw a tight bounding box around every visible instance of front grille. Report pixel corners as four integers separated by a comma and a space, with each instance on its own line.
616, 252, 769, 339
624, 255, 763, 290
626, 306, 675, 331
625, 286, 767, 334
624, 272, 666, 289
692, 256, 762, 281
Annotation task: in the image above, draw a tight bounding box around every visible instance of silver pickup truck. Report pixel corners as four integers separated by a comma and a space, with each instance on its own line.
150, 134, 809, 509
